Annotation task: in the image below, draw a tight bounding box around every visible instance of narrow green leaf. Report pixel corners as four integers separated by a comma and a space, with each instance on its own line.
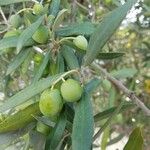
55, 22, 95, 37
94, 103, 134, 123
111, 68, 137, 79
97, 52, 125, 59
34, 116, 55, 128
84, 0, 138, 65
6, 48, 31, 75
65, 104, 74, 123
124, 127, 143, 150
0, 73, 63, 113
72, 89, 94, 150
0, 0, 30, 6
56, 52, 65, 73
61, 45, 79, 69
17, 16, 44, 52
21, 51, 34, 74
0, 37, 17, 52
0, 103, 40, 133
32, 51, 50, 84
101, 127, 110, 150
0, 37, 34, 55
52, 9, 68, 31
46, 112, 67, 150
49, 0, 60, 17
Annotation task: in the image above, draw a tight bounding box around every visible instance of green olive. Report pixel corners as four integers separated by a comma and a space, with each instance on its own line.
32, 25, 49, 44
73, 35, 88, 50
36, 121, 50, 136
33, 3, 44, 15
39, 89, 63, 117
9, 14, 22, 28
60, 79, 83, 102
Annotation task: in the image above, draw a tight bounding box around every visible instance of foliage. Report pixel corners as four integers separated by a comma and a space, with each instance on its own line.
0, 0, 149, 149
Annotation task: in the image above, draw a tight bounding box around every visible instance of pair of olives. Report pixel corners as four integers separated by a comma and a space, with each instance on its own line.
39, 79, 83, 118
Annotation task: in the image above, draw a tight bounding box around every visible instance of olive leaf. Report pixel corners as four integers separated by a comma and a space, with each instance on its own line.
49, 0, 60, 17
72, 89, 94, 150
55, 22, 95, 37
21, 50, 34, 74
45, 112, 67, 150
32, 51, 50, 84
0, 103, 40, 133
0, 37, 34, 55
123, 127, 144, 150
101, 127, 110, 150
110, 68, 137, 79
94, 103, 134, 123
84, 0, 138, 65
0, 73, 63, 113
97, 52, 125, 59
17, 15, 44, 52
52, 9, 69, 31
0, 37, 17, 53
0, 0, 30, 6
61, 45, 79, 69
6, 48, 31, 75
56, 52, 65, 73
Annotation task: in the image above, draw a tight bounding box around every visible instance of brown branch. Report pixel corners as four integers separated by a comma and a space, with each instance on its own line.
91, 63, 150, 116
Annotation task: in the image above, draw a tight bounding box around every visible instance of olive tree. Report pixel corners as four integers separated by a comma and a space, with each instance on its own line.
0, 0, 149, 149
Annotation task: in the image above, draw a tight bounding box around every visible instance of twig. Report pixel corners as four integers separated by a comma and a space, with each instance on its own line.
91, 63, 150, 116
0, 7, 9, 26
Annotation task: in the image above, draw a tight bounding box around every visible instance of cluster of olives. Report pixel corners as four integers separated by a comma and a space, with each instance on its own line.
39, 79, 83, 118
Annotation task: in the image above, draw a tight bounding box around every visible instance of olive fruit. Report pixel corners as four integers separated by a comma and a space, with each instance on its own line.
36, 121, 50, 136
102, 79, 111, 91
73, 35, 88, 50
39, 89, 63, 117
33, 3, 44, 15
9, 14, 22, 28
32, 25, 49, 44
60, 79, 83, 102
